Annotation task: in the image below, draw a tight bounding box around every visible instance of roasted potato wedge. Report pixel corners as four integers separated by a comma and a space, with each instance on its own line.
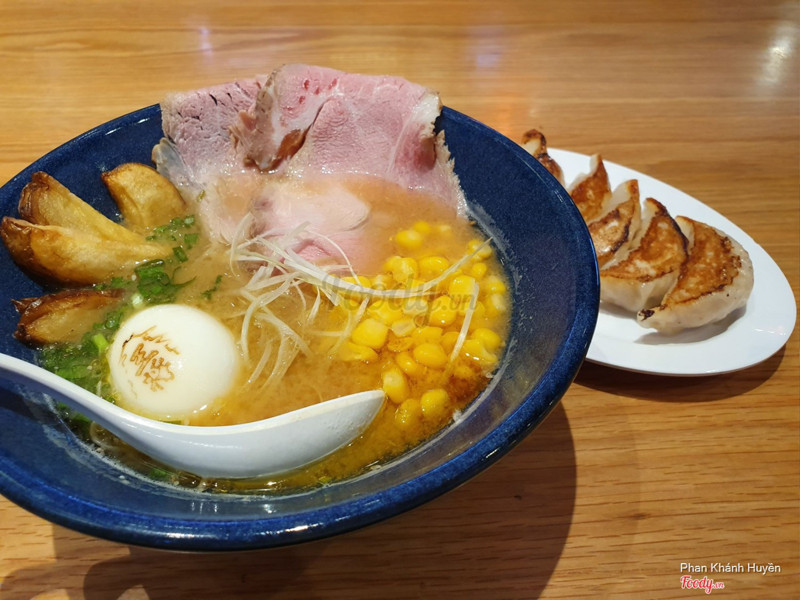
101, 163, 187, 229
1, 217, 171, 286
12, 289, 124, 345
18, 172, 144, 244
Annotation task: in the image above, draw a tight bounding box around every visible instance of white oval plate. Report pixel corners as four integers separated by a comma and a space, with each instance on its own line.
549, 148, 796, 376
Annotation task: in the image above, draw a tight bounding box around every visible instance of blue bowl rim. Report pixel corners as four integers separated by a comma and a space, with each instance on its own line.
0, 104, 599, 551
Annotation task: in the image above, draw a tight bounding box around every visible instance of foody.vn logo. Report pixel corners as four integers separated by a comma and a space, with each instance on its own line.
680, 576, 725, 594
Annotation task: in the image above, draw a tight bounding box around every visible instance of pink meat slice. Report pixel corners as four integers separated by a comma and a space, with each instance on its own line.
152, 78, 267, 241
232, 65, 464, 205
253, 177, 371, 265
231, 65, 342, 172
152, 65, 465, 259
154, 78, 265, 190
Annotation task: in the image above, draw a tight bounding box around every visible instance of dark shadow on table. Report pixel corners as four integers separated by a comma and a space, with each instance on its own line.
0, 404, 576, 600
576, 345, 787, 403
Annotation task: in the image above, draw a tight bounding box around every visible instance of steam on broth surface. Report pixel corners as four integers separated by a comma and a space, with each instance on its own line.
43, 173, 511, 492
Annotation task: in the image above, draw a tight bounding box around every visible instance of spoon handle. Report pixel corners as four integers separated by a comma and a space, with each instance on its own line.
1, 352, 386, 478
0, 353, 146, 434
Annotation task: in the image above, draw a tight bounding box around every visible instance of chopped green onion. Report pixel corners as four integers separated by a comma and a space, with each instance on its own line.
109, 276, 130, 289
173, 246, 188, 262
134, 259, 193, 304
201, 274, 224, 300
91, 333, 109, 355
54, 364, 93, 380
148, 467, 174, 481
104, 310, 123, 330
130, 292, 145, 309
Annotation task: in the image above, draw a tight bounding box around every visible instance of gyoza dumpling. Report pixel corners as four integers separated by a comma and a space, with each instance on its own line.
588, 179, 642, 268
600, 198, 688, 312
521, 129, 565, 185
567, 154, 614, 224
637, 216, 754, 334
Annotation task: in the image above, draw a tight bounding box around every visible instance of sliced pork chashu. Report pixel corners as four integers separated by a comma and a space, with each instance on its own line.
588, 179, 642, 268
153, 65, 466, 255
600, 197, 688, 312
521, 129, 565, 185
637, 217, 754, 334
568, 154, 614, 224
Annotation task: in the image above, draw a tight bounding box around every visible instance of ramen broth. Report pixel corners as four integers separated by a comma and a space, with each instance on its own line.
64, 174, 511, 491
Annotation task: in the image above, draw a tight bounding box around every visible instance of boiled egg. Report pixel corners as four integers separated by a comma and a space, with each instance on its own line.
107, 304, 240, 421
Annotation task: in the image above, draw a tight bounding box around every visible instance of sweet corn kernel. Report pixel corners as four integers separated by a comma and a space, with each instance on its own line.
441, 331, 461, 354
384, 255, 403, 272
391, 257, 419, 285
371, 273, 394, 290
342, 275, 372, 289
428, 295, 457, 327
382, 367, 410, 404
485, 292, 508, 317
401, 297, 428, 316
436, 224, 453, 236
455, 294, 476, 316
469, 261, 489, 280
395, 229, 424, 251
464, 300, 487, 325
390, 318, 416, 338
368, 300, 405, 325
467, 238, 494, 260
471, 327, 503, 351
420, 388, 450, 420
458, 300, 486, 329
419, 256, 450, 280
413, 342, 449, 369
338, 341, 379, 362
351, 318, 389, 350
435, 270, 461, 293
412, 326, 443, 344
453, 363, 477, 380
396, 351, 425, 378
395, 397, 422, 430
461, 338, 498, 367
387, 335, 414, 353
412, 221, 433, 234
339, 276, 371, 302
481, 274, 507, 295
448, 275, 477, 302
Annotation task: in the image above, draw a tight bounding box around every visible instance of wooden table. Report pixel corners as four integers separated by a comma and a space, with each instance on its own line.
0, 1, 797, 598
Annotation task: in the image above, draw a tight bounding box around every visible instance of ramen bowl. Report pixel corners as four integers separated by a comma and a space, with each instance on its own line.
0, 106, 598, 550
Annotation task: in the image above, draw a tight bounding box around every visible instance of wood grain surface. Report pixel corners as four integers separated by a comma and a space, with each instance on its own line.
0, 1, 797, 598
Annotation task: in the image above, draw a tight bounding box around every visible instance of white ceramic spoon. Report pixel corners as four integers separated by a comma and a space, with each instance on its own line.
0, 353, 384, 479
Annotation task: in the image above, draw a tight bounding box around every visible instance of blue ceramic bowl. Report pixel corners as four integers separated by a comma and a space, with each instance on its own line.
0, 106, 598, 550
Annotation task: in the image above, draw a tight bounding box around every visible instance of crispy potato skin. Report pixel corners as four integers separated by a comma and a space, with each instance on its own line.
1, 217, 170, 286
3, 167, 184, 342
18, 172, 143, 243
13, 289, 124, 345
101, 163, 187, 229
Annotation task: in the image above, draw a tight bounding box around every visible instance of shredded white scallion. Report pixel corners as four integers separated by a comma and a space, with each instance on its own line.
448, 280, 480, 368
227, 216, 494, 386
